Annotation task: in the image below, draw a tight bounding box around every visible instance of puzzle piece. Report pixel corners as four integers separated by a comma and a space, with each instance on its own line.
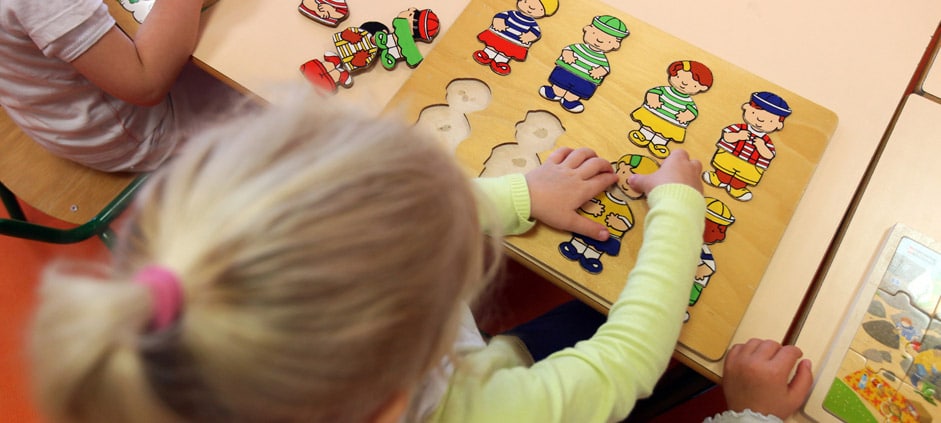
298, 0, 349, 27
558, 154, 658, 274
628, 60, 714, 159
879, 236, 941, 317
702, 91, 792, 202
472, 0, 558, 76
375, 8, 440, 69
537, 15, 629, 113
118, 0, 153, 23
685, 197, 735, 323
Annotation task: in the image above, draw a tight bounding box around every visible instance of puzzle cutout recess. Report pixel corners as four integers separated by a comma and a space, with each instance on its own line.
823, 228, 941, 422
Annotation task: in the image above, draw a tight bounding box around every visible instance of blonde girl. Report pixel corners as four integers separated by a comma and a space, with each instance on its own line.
29, 94, 503, 422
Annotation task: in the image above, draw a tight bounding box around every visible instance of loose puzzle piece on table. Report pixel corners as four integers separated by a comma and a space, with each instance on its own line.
118, 0, 153, 23
298, 0, 350, 27
823, 235, 941, 422
299, 8, 440, 93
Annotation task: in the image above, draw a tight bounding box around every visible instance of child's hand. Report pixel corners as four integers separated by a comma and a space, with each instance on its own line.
627, 149, 703, 195
722, 338, 814, 420
526, 147, 617, 241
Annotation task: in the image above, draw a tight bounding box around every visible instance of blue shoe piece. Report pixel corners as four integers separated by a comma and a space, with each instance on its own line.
539, 85, 561, 101
560, 99, 584, 113
580, 257, 603, 274
559, 241, 580, 261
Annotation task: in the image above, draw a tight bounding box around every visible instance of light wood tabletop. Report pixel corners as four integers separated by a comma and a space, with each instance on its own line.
168, 0, 941, 379
797, 93, 941, 421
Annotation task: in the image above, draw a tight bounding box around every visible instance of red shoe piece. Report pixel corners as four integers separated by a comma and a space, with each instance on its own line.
337, 67, 353, 88
473, 50, 492, 65
323, 51, 342, 67
490, 61, 511, 76
299, 59, 337, 93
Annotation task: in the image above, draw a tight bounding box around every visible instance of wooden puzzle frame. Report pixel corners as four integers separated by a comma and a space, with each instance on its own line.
386, 0, 837, 361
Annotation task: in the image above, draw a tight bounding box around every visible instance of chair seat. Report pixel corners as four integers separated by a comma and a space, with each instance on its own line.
0, 106, 142, 246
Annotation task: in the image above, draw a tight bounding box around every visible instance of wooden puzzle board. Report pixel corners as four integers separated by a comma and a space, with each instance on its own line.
386, 0, 837, 361
803, 225, 941, 422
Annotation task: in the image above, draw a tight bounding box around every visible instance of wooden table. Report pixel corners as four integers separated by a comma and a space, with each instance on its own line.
185, 0, 941, 380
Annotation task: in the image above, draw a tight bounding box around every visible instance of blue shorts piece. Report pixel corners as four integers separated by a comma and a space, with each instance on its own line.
548, 66, 599, 99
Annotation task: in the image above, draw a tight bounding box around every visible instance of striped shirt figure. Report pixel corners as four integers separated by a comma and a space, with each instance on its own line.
495, 10, 541, 45
645, 86, 698, 128
628, 60, 714, 158
703, 91, 792, 202
474, 0, 559, 76
538, 15, 628, 113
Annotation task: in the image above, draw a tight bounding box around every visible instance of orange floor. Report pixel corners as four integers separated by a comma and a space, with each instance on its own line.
1, 203, 724, 422
0, 203, 112, 422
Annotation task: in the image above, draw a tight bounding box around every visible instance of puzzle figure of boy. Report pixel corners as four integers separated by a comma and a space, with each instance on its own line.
686, 197, 735, 322
299, 22, 387, 93
298, 0, 349, 27
538, 15, 628, 113
703, 91, 792, 201
559, 154, 657, 274
375, 8, 440, 69
629, 60, 713, 159
473, 0, 559, 76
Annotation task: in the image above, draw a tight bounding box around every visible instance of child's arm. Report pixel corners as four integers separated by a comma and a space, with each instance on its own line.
473, 147, 616, 238
434, 151, 706, 422
704, 339, 813, 423
70, 0, 204, 106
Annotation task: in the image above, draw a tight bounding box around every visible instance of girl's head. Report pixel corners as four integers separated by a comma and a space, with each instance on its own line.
29, 91, 498, 423
666, 60, 714, 95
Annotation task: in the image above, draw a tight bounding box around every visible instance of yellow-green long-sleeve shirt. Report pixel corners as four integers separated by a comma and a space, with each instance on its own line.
430, 180, 705, 423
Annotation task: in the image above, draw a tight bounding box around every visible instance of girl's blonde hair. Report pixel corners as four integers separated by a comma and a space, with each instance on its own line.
29, 90, 499, 422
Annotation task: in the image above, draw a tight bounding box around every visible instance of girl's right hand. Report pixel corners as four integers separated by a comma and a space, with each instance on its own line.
627, 149, 703, 195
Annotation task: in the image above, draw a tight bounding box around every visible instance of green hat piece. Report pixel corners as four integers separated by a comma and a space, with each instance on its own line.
592, 15, 629, 39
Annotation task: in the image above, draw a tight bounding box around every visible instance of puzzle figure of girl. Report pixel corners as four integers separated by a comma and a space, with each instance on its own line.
298, 0, 349, 27
702, 91, 792, 201
474, 0, 559, 76
538, 15, 628, 113
629, 60, 713, 158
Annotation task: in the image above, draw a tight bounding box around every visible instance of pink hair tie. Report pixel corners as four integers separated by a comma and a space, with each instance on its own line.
134, 265, 184, 331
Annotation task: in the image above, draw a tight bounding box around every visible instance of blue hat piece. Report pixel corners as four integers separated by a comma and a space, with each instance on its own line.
751, 92, 791, 117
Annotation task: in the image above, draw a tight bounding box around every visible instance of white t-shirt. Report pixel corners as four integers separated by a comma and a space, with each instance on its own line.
0, 0, 211, 171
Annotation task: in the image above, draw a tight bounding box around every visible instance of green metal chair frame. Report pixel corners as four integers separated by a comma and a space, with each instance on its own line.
0, 175, 146, 249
